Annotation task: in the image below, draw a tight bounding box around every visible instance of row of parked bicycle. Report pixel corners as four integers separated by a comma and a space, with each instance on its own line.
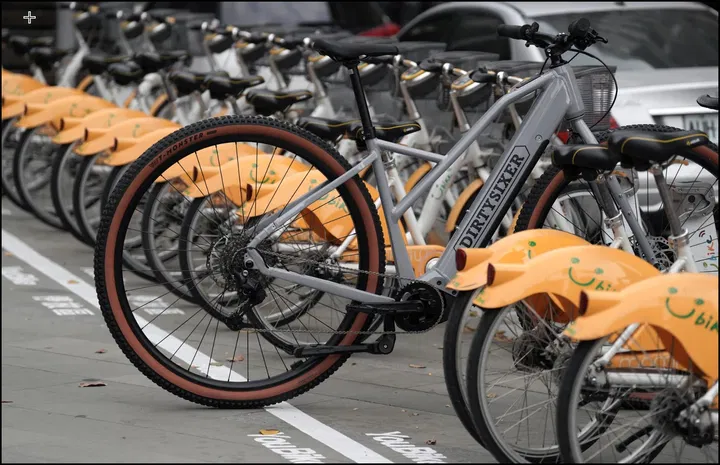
2, 3, 718, 463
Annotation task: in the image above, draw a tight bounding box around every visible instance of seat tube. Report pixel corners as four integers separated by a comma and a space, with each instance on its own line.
347, 63, 376, 140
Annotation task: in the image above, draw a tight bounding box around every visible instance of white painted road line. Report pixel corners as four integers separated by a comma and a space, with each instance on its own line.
1, 229, 392, 464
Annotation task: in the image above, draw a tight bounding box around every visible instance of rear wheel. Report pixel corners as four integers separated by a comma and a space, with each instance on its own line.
50, 143, 93, 245
12, 124, 65, 230
95, 116, 386, 407
1, 118, 29, 210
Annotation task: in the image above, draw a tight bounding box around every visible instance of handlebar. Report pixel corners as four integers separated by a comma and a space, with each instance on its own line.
497, 18, 606, 59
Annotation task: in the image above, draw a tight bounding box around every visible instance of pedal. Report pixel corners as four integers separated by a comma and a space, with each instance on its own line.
346, 300, 423, 315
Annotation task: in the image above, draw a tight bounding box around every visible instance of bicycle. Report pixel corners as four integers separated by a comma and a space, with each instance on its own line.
93, 16, 697, 409
556, 272, 717, 463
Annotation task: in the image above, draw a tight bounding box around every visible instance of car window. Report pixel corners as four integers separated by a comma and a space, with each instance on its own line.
398, 12, 454, 43
534, 9, 718, 70
447, 13, 511, 60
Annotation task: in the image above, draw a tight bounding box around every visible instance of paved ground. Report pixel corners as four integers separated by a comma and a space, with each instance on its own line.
1, 197, 493, 463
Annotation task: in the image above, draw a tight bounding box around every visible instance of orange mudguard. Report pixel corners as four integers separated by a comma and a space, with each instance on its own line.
565, 273, 718, 382
52, 108, 147, 145
156, 143, 261, 183
75, 117, 180, 156
2, 74, 46, 101
458, 245, 660, 320
15, 95, 116, 131
183, 154, 308, 205
449, 229, 592, 290
2, 87, 86, 121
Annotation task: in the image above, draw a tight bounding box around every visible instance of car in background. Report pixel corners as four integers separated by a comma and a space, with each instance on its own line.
397, 1, 719, 143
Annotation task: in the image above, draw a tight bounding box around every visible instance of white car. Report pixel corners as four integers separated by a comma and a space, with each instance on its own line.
398, 1, 719, 143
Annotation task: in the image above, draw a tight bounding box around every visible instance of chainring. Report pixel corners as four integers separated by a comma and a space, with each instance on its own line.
394, 281, 445, 332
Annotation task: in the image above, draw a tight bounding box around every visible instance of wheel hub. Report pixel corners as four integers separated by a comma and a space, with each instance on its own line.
512, 329, 555, 371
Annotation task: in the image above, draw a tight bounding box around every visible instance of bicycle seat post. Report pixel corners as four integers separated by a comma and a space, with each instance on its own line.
346, 60, 376, 141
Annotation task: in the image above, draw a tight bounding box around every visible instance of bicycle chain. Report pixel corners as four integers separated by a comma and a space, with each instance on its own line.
229, 248, 446, 337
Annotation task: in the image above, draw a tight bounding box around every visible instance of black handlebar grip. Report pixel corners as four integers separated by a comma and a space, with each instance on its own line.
497, 24, 530, 40
568, 18, 591, 38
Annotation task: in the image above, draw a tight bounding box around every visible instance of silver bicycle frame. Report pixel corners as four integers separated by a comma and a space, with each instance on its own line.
245, 64, 612, 303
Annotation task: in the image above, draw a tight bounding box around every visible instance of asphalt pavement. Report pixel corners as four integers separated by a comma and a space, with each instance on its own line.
1, 196, 494, 463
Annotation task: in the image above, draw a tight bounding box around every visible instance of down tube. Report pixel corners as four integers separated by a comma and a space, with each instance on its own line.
424, 79, 570, 284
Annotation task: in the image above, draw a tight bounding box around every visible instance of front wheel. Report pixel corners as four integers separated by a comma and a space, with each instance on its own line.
95, 116, 387, 408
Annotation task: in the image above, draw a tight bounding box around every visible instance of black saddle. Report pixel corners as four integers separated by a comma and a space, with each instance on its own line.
134, 51, 190, 74
149, 22, 172, 44
608, 130, 710, 168
551, 145, 619, 172
168, 71, 207, 96
207, 33, 235, 55
8, 36, 54, 56
350, 120, 422, 144
82, 53, 130, 76
28, 47, 71, 71
246, 89, 313, 116
271, 48, 303, 71
107, 61, 145, 86
312, 38, 398, 62
74, 10, 103, 31
237, 41, 268, 64
121, 20, 145, 40
697, 94, 718, 111
205, 75, 265, 100
297, 116, 357, 142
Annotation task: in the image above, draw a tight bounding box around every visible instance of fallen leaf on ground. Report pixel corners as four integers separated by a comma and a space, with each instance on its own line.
445, 404, 450, 408
426, 438, 437, 445
353, 408, 358, 411
259, 429, 279, 435
409, 364, 426, 369
94, 349, 107, 354
68, 280, 78, 284
3, 252, 13, 257
411, 412, 419, 416
1, 400, 13, 403
469, 310, 479, 317
486, 392, 497, 399
226, 355, 245, 362
210, 361, 224, 367
493, 330, 512, 342
401, 409, 406, 412
462, 325, 476, 333
428, 373, 432, 376
78, 382, 106, 387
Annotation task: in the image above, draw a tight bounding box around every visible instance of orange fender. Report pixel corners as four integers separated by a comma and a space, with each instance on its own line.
75, 75, 95, 92
448, 229, 591, 290
565, 274, 718, 381
52, 108, 147, 145
75, 117, 180, 156
445, 178, 485, 233
185, 154, 307, 206
95, 127, 182, 167
474, 245, 659, 318
157, 142, 259, 182
403, 162, 432, 193
149, 93, 169, 116
2, 74, 46, 101
15, 95, 116, 131
2, 87, 85, 120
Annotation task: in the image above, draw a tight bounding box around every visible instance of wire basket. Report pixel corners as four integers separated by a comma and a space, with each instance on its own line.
565, 65, 617, 132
